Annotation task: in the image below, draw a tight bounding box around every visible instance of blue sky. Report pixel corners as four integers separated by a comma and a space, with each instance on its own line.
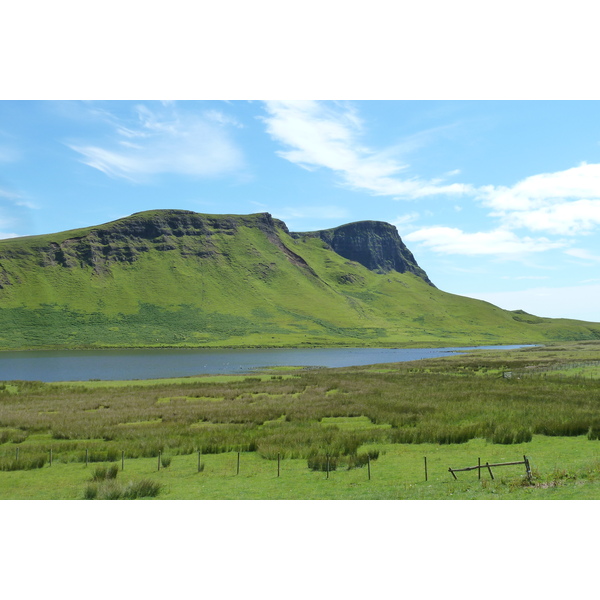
1, 99, 600, 322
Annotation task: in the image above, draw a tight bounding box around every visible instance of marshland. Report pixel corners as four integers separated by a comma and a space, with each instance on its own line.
1, 341, 600, 499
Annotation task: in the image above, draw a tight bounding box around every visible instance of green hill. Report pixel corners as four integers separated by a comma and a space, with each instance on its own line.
0, 209, 598, 350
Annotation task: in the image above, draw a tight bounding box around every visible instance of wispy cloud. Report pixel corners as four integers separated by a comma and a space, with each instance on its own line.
275, 204, 350, 224
566, 248, 600, 262
261, 101, 473, 200
404, 226, 565, 257
0, 145, 21, 163
68, 103, 245, 182
393, 212, 420, 229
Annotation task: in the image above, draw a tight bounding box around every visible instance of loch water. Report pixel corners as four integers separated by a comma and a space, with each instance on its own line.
0, 345, 531, 382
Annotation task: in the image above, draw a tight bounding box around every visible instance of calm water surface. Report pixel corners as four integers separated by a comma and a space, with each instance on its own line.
0, 346, 529, 382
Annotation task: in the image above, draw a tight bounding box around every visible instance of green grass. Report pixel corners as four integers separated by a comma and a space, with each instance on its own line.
0, 210, 598, 350
49, 373, 296, 388
1, 436, 599, 499
1, 341, 600, 499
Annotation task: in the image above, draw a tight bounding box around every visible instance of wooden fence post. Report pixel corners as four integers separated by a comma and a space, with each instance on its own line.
368, 455, 371, 480
424, 456, 427, 482
448, 467, 457, 480
237, 451, 240, 475
486, 462, 494, 480
198, 450, 202, 473
478, 457, 481, 480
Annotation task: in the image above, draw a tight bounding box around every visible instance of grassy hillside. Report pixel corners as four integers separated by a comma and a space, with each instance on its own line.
0, 210, 598, 350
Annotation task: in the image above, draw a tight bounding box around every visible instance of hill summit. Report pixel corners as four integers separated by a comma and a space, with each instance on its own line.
0, 209, 598, 350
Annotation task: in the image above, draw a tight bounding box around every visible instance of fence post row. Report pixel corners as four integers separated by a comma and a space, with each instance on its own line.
4, 448, 537, 485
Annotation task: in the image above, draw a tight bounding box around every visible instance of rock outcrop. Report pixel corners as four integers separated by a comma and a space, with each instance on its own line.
292, 220, 434, 286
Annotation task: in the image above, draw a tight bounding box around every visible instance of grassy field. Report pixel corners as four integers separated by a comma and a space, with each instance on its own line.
1, 341, 600, 500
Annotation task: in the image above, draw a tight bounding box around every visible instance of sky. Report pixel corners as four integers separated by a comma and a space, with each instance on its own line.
1, 100, 599, 322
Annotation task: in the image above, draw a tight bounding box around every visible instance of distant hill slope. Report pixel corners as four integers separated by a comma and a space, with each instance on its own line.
0, 209, 598, 350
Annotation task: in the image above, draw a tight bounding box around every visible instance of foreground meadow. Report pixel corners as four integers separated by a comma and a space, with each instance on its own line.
1, 341, 599, 499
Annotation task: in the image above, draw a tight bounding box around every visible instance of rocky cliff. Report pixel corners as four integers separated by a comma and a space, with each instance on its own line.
292, 220, 434, 286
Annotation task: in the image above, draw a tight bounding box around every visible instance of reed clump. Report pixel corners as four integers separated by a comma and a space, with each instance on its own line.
0, 454, 46, 471
84, 479, 162, 499
90, 463, 119, 481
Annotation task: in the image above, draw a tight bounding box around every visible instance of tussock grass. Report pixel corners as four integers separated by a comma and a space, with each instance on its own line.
1, 342, 599, 498
90, 463, 119, 481
0, 454, 46, 471
84, 478, 161, 500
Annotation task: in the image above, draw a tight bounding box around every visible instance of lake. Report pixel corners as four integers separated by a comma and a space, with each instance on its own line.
0, 345, 530, 382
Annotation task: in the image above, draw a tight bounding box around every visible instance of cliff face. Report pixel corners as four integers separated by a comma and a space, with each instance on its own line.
292, 220, 435, 286
36, 210, 289, 273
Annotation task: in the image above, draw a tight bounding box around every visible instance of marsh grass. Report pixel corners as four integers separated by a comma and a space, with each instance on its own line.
0, 454, 46, 471
84, 478, 162, 500
1, 342, 600, 497
90, 463, 119, 481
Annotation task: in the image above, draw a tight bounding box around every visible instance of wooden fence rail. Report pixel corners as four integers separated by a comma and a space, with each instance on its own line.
449, 455, 532, 480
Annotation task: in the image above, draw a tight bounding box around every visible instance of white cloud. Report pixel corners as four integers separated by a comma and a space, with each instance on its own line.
502, 199, 600, 235
69, 104, 244, 182
261, 101, 474, 200
478, 162, 600, 236
404, 226, 565, 257
481, 162, 600, 211
565, 248, 600, 262
204, 109, 244, 128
